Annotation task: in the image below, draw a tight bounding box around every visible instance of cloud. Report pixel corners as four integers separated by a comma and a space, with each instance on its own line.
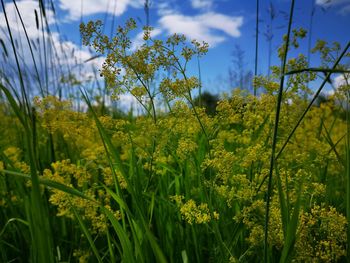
334, 73, 350, 88
340, 4, 350, 14
315, 0, 350, 15
315, 0, 348, 6
51, 32, 105, 76
0, 0, 55, 38
0, 0, 160, 113
58, 0, 143, 21
131, 28, 162, 51
191, 0, 213, 10
0, 0, 104, 95
156, 1, 180, 16
158, 12, 243, 47
118, 93, 143, 111
0, 0, 56, 71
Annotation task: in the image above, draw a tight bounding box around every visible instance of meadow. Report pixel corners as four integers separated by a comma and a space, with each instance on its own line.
0, 0, 350, 262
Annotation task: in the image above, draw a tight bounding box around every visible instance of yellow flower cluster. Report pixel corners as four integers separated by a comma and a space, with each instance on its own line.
3, 147, 30, 174
295, 205, 347, 262
0, 105, 20, 148
43, 160, 121, 233
235, 196, 347, 261
73, 249, 91, 263
176, 137, 198, 162
160, 77, 200, 99
0, 148, 29, 207
171, 195, 219, 225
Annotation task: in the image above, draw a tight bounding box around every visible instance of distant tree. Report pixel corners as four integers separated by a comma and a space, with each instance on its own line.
265, 1, 277, 77
192, 91, 219, 116
314, 92, 329, 107
228, 45, 253, 92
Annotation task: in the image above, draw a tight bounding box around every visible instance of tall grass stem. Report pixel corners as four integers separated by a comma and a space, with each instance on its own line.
264, 1, 295, 261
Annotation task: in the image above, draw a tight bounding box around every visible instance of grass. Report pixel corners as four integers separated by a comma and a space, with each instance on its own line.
0, 1, 350, 262
264, 1, 295, 261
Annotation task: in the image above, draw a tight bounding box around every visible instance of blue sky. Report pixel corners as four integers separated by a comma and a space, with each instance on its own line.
1, 0, 350, 100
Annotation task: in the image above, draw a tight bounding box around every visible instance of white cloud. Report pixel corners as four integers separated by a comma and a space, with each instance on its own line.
334, 73, 350, 87
118, 93, 143, 111
0, 0, 104, 95
0, 0, 56, 71
58, 0, 143, 21
191, 0, 213, 10
51, 32, 105, 79
0, 0, 166, 113
340, 4, 350, 14
315, 0, 348, 6
158, 12, 243, 47
0, 0, 55, 38
316, 0, 350, 15
131, 28, 162, 51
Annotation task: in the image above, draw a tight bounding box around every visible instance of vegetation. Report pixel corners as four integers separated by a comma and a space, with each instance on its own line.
0, 1, 350, 262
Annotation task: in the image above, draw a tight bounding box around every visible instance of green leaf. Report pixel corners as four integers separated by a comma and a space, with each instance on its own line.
279, 182, 303, 263
0, 38, 8, 57
100, 206, 136, 263
276, 169, 288, 237
71, 206, 103, 263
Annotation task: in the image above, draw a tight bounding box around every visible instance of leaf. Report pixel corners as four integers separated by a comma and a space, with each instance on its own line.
1, 169, 95, 202
84, 55, 101, 63
100, 207, 136, 263
276, 169, 288, 237
279, 182, 303, 263
0, 218, 29, 238
34, 9, 39, 29
0, 38, 8, 57
71, 206, 103, 263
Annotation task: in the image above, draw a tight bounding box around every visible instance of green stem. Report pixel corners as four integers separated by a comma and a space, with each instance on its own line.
254, 0, 259, 96
345, 76, 350, 262
264, 1, 295, 262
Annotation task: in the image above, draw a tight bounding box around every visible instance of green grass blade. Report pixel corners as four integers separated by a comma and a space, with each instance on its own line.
0, 84, 54, 262
80, 88, 127, 182
1, 169, 94, 201
100, 206, 137, 263
264, 0, 295, 261
103, 185, 131, 214
0, 84, 26, 126
181, 250, 189, 263
0, 38, 8, 57
322, 122, 344, 166
71, 206, 103, 262
0, 218, 29, 238
140, 220, 168, 263
254, 0, 259, 96
345, 80, 350, 261
279, 182, 303, 263
106, 229, 116, 262
285, 67, 350, 75
12, 0, 44, 96
0, 0, 30, 114
276, 169, 288, 237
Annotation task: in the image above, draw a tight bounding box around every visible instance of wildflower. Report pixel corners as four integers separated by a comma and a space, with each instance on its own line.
172, 197, 219, 225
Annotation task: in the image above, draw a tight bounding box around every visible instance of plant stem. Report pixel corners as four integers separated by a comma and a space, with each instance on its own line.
264, 1, 295, 262
254, 0, 259, 96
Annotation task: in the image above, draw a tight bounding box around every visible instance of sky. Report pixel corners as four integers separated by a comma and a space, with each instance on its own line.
0, 0, 350, 106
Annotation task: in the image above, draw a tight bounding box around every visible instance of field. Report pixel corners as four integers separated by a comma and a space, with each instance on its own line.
1, 0, 350, 262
